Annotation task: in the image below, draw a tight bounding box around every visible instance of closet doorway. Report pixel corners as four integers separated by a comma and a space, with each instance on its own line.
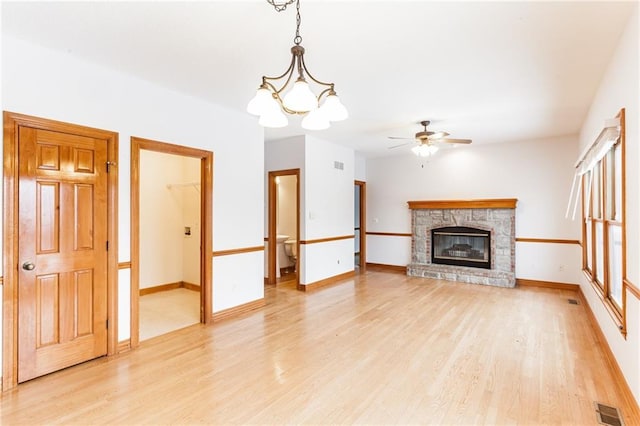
131, 137, 212, 348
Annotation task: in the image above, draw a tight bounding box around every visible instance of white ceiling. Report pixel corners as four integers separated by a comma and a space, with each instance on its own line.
2, 1, 634, 157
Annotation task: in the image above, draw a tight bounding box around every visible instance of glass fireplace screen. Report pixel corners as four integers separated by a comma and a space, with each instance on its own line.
431, 227, 491, 269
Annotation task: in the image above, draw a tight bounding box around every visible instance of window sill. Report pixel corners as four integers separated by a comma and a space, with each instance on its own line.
582, 269, 626, 338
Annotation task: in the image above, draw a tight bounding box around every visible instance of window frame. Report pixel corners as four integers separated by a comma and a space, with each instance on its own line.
581, 109, 626, 336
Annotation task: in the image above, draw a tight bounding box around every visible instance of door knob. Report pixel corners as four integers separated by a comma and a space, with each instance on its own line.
22, 261, 36, 271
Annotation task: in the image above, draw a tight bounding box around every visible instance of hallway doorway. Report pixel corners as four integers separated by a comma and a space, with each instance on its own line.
355, 180, 366, 270
267, 169, 300, 286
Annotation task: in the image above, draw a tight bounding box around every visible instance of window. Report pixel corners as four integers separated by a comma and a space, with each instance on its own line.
581, 109, 625, 328
583, 170, 592, 273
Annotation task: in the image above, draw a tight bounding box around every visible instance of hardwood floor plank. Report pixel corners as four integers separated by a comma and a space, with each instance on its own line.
1, 270, 638, 425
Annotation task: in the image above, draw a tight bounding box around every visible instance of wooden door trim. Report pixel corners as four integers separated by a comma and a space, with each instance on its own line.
2, 111, 119, 391
267, 169, 300, 286
355, 180, 366, 270
130, 137, 213, 349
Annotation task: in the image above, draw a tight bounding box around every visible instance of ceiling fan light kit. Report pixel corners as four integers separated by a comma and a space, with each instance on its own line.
389, 120, 472, 157
411, 144, 439, 157
247, 0, 348, 130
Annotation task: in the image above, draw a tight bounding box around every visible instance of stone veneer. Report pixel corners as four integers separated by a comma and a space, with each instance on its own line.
407, 202, 516, 288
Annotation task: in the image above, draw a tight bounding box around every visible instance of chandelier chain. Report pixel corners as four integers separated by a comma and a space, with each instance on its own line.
266, 0, 302, 45
294, 0, 302, 45
266, 0, 296, 12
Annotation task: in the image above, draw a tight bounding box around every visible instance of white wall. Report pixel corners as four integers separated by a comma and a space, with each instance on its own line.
355, 152, 367, 182
365, 135, 582, 286
1, 36, 265, 345
300, 239, 354, 285
367, 234, 411, 266
140, 151, 200, 288
277, 175, 297, 240
212, 252, 264, 312
181, 157, 201, 286
265, 135, 355, 285
577, 5, 640, 404
301, 136, 355, 284
140, 150, 183, 288
118, 270, 131, 342
304, 136, 355, 241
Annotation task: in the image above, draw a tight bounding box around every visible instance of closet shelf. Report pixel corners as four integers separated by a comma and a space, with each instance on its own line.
166, 182, 201, 192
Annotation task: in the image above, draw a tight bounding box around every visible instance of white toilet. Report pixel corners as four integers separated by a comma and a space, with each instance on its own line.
276, 234, 289, 278
284, 239, 297, 269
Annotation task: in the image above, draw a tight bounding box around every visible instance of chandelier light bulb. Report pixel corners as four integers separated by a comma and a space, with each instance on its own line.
283, 79, 318, 112
301, 108, 330, 130
259, 107, 288, 128
320, 93, 348, 121
247, 87, 273, 116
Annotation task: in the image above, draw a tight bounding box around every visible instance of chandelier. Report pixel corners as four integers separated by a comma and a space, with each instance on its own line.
247, 0, 348, 130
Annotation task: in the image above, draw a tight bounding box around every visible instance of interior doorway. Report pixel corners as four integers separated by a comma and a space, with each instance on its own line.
131, 137, 213, 348
267, 169, 300, 286
355, 180, 366, 270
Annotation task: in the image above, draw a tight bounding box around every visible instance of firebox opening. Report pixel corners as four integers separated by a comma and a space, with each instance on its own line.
431, 226, 491, 269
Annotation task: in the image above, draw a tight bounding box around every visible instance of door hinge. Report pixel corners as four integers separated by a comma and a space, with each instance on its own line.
106, 319, 109, 329
106, 241, 109, 251
106, 161, 117, 172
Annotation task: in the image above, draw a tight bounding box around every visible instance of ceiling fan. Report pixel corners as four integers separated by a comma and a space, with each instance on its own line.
388, 120, 472, 157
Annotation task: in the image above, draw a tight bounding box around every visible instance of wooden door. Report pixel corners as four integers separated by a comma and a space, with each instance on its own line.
17, 127, 108, 382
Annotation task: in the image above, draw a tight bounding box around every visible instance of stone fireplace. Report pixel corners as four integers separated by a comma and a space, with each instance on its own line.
407, 199, 517, 288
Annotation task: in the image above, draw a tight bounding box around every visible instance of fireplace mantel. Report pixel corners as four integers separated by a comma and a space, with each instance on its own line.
408, 198, 518, 210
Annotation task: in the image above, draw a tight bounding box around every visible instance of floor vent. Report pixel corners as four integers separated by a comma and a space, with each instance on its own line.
595, 402, 623, 426
568, 298, 580, 305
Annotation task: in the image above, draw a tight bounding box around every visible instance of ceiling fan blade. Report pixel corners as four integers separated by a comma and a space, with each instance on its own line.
388, 142, 414, 149
389, 121, 469, 147
428, 131, 450, 139
441, 138, 472, 144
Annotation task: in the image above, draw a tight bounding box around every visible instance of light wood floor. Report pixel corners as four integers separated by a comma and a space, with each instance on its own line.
1, 270, 638, 425
140, 288, 200, 341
